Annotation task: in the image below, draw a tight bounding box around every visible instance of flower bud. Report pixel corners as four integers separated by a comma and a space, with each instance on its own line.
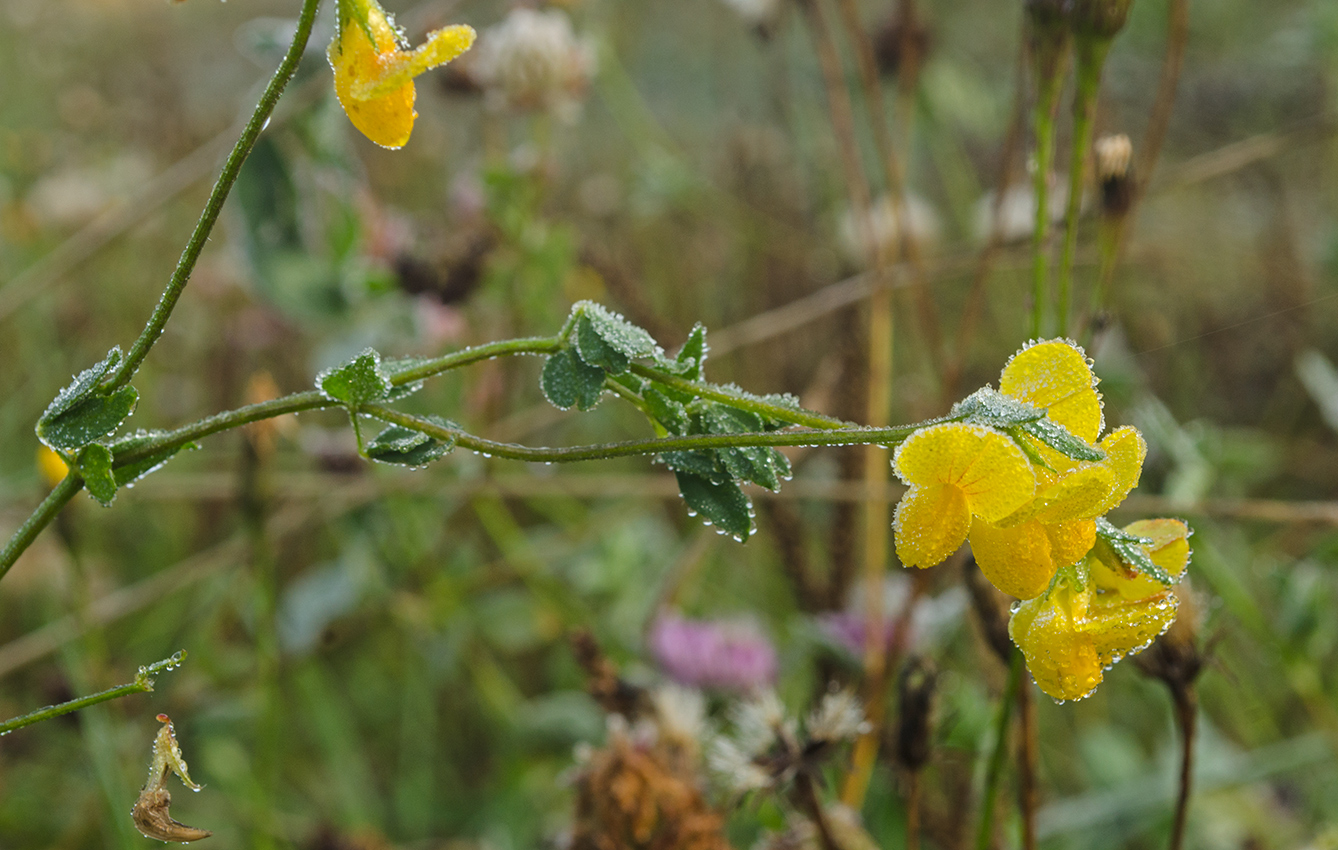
1071, 0, 1135, 40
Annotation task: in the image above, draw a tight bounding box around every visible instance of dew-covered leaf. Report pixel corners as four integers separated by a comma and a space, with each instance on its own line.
574, 313, 631, 374
366, 419, 456, 467
109, 430, 198, 487
38, 386, 140, 452
662, 450, 728, 483
952, 387, 1045, 426
1019, 417, 1105, 462
317, 349, 393, 407
1095, 517, 1176, 586
570, 301, 659, 364
675, 323, 707, 379
540, 348, 606, 411
644, 386, 689, 435
76, 443, 118, 507
674, 470, 753, 540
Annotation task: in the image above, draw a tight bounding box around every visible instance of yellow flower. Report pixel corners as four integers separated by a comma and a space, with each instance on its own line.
36, 446, 69, 488
892, 423, 1036, 569
968, 340, 1147, 599
329, 0, 476, 149
1010, 522, 1188, 701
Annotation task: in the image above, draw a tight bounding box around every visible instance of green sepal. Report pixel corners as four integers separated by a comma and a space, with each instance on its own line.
317, 349, 393, 408
366, 418, 456, 468
673, 470, 753, 540
540, 348, 606, 411
75, 444, 118, 507
1095, 517, 1176, 586
109, 430, 198, 487
1018, 418, 1105, 463
37, 348, 140, 451
952, 387, 1045, 426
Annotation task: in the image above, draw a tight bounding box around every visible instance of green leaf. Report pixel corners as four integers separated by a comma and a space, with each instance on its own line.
1018, 418, 1105, 462
644, 387, 689, 435
1095, 517, 1176, 586
38, 386, 139, 452
76, 444, 117, 507
662, 450, 729, 483
366, 419, 456, 467
675, 323, 707, 379
574, 314, 631, 374
540, 349, 606, 411
674, 471, 753, 540
37, 349, 141, 451
570, 302, 658, 365
109, 430, 198, 487
317, 349, 393, 407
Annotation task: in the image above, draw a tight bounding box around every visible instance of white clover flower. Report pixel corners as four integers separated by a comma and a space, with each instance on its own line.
805, 691, 870, 743
469, 8, 595, 120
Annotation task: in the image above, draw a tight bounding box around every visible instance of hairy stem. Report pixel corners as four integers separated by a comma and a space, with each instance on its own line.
0, 475, 83, 584
106, 0, 323, 390
389, 336, 562, 385
365, 405, 923, 462
1058, 41, 1109, 338
0, 652, 184, 735
976, 648, 1024, 850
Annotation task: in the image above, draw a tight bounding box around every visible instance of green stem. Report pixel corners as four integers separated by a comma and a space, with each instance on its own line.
1058, 39, 1111, 338
628, 364, 851, 430
105, 0, 323, 390
389, 336, 562, 386
0, 651, 185, 735
0, 474, 83, 584
1030, 69, 1064, 340
364, 404, 923, 463
976, 648, 1025, 850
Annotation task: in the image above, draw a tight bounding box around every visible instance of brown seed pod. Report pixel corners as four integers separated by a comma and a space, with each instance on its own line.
131, 714, 212, 842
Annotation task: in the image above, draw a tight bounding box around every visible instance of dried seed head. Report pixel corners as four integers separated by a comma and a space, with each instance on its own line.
1096, 134, 1135, 218
895, 656, 938, 771
1071, 0, 1135, 40
131, 714, 211, 842
805, 690, 870, 744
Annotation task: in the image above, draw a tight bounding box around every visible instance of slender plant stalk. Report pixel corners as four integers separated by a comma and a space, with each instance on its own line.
1170, 685, 1198, 850
105, 0, 322, 390
794, 772, 842, 850
1095, 0, 1190, 314
0, 652, 185, 735
626, 364, 851, 429
976, 648, 1025, 850
906, 768, 922, 850
1017, 669, 1039, 850
0, 475, 83, 583
1057, 40, 1111, 338
390, 336, 562, 385
364, 405, 925, 461
1030, 67, 1064, 339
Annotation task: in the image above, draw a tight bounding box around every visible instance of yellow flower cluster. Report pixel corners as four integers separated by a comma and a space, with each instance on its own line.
892, 339, 1190, 700
328, 0, 475, 149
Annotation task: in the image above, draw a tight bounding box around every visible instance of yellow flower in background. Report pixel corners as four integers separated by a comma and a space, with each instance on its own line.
329, 0, 475, 149
892, 423, 1036, 569
36, 446, 69, 488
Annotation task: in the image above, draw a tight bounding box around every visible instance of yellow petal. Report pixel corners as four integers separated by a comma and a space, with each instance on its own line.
1087, 591, 1179, 667
894, 483, 970, 569
969, 518, 1058, 600
353, 25, 477, 101
329, 6, 417, 148
999, 340, 1103, 443
1095, 518, 1191, 600
1089, 426, 1147, 515
1010, 587, 1104, 701
892, 423, 1035, 522
1046, 519, 1096, 569
1004, 463, 1115, 526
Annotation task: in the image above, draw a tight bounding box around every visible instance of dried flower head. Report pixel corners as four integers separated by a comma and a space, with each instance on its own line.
468, 8, 595, 119
1096, 134, 1135, 218
131, 714, 211, 842
805, 691, 869, 743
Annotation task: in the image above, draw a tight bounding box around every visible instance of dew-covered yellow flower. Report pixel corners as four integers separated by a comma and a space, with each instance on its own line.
968, 340, 1147, 598
329, 0, 476, 149
892, 423, 1036, 569
1009, 521, 1188, 701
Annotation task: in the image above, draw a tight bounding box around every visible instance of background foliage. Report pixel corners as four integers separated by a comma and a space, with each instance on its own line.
2, 0, 1338, 847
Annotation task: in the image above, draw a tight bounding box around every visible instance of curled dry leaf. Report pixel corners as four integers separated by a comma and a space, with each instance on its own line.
131, 714, 212, 842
